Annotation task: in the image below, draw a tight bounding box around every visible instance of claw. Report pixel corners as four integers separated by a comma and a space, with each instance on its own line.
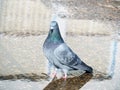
62, 74, 67, 81
62, 69, 68, 81
51, 72, 57, 78
50, 68, 58, 80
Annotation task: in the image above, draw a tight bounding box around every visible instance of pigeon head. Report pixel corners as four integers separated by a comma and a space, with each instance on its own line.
47, 21, 64, 43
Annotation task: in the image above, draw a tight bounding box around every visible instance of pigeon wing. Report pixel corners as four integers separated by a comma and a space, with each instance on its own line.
54, 43, 81, 68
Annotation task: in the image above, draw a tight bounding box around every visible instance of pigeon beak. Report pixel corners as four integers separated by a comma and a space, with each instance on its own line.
50, 26, 54, 30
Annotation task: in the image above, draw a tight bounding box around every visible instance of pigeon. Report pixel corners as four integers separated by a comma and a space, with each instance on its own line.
43, 21, 93, 80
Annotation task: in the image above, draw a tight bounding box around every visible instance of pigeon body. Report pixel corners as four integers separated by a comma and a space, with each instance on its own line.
43, 21, 93, 79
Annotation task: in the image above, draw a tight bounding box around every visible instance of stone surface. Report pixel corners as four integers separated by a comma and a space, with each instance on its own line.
66, 20, 114, 35
81, 41, 120, 90
0, 35, 48, 75
0, 0, 51, 33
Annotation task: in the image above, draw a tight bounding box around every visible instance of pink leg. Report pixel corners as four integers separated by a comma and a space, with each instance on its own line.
62, 69, 68, 81
50, 68, 57, 78
52, 71, 57, 78
63, 73, 67, 81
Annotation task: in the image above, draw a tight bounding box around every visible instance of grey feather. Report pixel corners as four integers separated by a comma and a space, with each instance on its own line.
43, 21, 93, 76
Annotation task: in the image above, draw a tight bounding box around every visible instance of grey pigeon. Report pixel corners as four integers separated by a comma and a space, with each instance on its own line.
43, 21, 93, 79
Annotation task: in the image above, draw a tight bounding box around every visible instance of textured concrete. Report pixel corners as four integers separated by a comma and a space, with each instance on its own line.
0, 34, 113, 75
66, 20, 114, 35
0, 0, 51, 33
0, 35, 48, 75
81, 41, 120, 90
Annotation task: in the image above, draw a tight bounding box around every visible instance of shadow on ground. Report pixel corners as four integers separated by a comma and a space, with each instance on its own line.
44, 73, 93, 90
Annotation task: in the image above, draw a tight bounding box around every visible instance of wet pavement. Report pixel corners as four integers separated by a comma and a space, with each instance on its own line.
44, 73, 93, 90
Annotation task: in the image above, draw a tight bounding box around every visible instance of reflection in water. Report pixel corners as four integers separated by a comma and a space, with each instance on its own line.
44, 73, 93, 90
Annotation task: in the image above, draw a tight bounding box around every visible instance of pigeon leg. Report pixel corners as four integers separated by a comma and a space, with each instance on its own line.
48, 67, 57, 81
51, 68, 57, 78
62, 69, 68, 81
47, 62, 57, 80
47, 61, 53, 76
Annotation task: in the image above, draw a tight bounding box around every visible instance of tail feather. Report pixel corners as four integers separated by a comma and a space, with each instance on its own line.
73, 61, 93, 73
85, 66, 93, 73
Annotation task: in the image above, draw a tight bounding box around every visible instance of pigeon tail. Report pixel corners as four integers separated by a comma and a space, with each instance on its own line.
81, 62, 93, 73
85, 66, 93, 73
77, 61, 93, 73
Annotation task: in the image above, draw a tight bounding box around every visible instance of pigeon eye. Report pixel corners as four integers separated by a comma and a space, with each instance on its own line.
51, 29, 53, 33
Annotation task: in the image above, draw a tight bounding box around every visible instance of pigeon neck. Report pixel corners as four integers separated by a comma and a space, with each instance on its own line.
50, 34, 64, 43
47, 30, 64, 44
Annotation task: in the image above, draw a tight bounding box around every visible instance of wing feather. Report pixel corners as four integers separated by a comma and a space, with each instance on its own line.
54, 43, 81, 67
